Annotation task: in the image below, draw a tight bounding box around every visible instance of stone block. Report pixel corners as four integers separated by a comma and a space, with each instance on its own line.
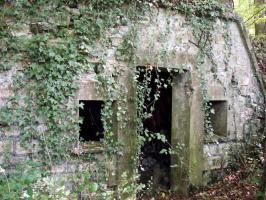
52, 163, 67, 174
30, 22, 57, 34
14, 140, 39, 155
10, 23, 31, 37
118, 26, 129, 35
65, 7, 80, 15
11, 155, 29, 164
66, 163, 77, 173
106, 48, 116, 59
14, 141, 30, 155
204, 156, 224, 170
0, 99, 8, 107
47, 38, 63, 47
0, 140, 13, 154
77, 81, 103, 101
0, 89, 12, 98
3, 127, 20, 137
208, 85, 226, 100
218, 144, 230, 156
78, 162, 98, 172
204, 145, 218, 156
111, 37, 123, 47
36, 124, 47, 134
107, 160, 116, 186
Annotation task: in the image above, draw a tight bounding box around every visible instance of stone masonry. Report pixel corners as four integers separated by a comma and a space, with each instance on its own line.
0, 7, 264, 197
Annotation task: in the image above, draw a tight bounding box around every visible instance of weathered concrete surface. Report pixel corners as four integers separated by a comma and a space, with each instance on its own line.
189, 71, 204, 187
0, 7, 264, 198
171, 72, 192, 195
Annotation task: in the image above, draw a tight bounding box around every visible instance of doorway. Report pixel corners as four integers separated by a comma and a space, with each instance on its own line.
137, 67, 172, 192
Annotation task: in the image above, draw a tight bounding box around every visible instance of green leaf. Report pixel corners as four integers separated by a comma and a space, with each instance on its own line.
88, 182, 98, 192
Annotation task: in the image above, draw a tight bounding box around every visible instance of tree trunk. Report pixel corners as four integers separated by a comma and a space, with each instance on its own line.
255, 0, 266, 35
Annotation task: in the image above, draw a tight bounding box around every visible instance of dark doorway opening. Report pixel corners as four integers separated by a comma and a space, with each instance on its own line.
137, 67, 172, 192
79, 100, 104, 141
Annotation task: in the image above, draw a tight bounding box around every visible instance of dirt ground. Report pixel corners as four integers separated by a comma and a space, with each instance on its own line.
140, 169, 260, 200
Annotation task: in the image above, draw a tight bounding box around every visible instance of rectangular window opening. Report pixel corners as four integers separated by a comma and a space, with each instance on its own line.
209, 100, 228, 137
79, 100, 104, 142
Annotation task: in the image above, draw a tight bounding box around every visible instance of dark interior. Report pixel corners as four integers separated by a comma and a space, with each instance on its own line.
209, 100, 227, 137
137, 67, 172, 191
79, 100, 104, 141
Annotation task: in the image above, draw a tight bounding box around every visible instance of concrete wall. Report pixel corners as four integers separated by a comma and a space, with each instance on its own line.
0, 8, 264, 194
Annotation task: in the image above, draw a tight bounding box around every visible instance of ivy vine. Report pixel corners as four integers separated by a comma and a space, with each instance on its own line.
0, 0, 234, 199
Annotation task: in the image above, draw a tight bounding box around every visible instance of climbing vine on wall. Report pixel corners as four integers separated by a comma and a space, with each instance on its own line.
0, 0, 234, 199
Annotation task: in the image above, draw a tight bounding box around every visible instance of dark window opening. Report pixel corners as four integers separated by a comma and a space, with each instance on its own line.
79, 100, 104, 142
137, 67, 172, 192
209, 100, 228, 137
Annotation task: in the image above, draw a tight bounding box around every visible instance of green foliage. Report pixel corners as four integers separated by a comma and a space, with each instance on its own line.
0, 162, 43, 200
234, 0, 266, 36
91, 0, 126, 9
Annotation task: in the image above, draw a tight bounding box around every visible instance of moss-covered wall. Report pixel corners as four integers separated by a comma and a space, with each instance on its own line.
0, 2, 264, 198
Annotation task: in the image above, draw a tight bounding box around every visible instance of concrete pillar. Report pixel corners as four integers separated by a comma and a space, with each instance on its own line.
189, 71, 204, 186
116, 69, 138, 200
171, 71, 204, 195
171, 72, 192, 195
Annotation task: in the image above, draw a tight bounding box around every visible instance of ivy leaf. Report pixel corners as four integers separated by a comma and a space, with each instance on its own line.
160, 149, 167, 154
88, 182, 98, 192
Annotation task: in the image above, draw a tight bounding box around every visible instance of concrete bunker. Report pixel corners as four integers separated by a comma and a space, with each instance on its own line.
0, 4, 264, 199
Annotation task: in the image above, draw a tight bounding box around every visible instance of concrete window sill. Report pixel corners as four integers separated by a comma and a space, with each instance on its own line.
71, 141, 105, 155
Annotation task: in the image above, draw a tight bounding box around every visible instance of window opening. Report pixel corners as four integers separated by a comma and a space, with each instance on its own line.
79, 100, 104, 142
209, 100, 228, 137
